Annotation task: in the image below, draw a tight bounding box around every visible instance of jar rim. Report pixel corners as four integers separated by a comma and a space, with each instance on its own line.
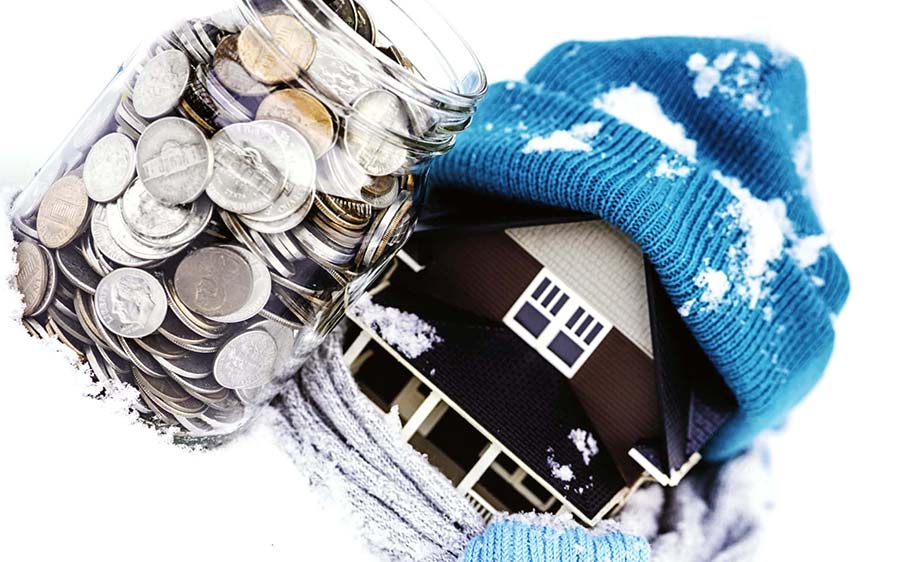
242, 0, 488, 111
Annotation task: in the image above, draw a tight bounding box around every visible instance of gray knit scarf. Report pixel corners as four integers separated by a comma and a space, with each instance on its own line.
272, 333, 773, 561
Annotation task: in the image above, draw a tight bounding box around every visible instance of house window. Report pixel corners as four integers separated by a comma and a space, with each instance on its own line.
504, 268, 612, 379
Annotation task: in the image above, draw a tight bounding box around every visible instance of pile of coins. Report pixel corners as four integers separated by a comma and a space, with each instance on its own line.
12, 0, 429, 438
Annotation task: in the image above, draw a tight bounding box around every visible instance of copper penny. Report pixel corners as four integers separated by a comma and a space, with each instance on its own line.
238, 15, 317, 85
37, 176, 90, 249
256, 89, 336, 157
15, 239, 49, 317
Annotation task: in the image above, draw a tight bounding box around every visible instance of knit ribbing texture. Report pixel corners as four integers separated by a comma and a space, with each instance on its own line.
430, 38, 849, 460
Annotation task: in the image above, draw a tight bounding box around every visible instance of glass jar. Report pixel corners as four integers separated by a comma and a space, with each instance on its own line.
11, 0, 486, 442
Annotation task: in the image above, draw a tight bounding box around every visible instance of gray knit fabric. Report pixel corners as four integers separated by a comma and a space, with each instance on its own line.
272, 332, 486, 561
272, 333, 772, 562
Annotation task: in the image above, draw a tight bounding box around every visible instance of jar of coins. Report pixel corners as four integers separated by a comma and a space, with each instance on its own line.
11, 0, 486, 441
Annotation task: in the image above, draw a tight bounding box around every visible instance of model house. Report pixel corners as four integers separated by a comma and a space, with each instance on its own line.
343, 190, 735, 526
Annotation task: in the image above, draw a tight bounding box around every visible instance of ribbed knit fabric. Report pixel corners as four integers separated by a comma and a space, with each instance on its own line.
430, 38, 849, 461
463, 515, 650, 562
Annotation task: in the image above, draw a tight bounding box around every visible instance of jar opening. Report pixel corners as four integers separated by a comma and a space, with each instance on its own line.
243, 0, 488, 111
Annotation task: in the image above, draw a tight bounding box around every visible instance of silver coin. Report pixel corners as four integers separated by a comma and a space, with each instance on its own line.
248, 318, 297, 380
307, 44, 377, 106
83, 133, 137, 203
55, 245, 101, 295
104, 202, 184, 261
345, 90, 410, 176
315, 146, 369, 200
207, 245, 272, 324
174, 246, 255, 319
213, 328, 278, 390
94, 268, 168, 338
239, 199, 312, 234
119, 180, 189, 239
144, 196, 213, 248
132, 50, 191, 119
136, 117, 213, 205
241, 121, 316, 223
90, 206, 150, 267
206, 121, 288, 214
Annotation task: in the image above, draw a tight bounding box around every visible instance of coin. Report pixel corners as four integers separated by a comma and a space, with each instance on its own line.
212, 35, 271, 97
90, 206, 150, 267
207, 245, 272, 324
118, 180, 190, 239
136, 117, 213, 205
213, 328, 278, 390
238, 15, 317, 85
95, 268, 168, 338
206, 121, 288, 214
133, 50, 191, 119
323, 0, 358, 29
55, 245, 102, 295
83, 133, 137, 203
345, 90, 410, 176
240, 121, 317, 223
308, 44, 377, 106
174, 246, 254, 318
256, 89, 335, 157
15, 240, 48, 317
37, 176, 90, 249
353, 1, 377, 44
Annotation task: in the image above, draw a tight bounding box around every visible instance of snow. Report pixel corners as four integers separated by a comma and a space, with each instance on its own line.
522, 121, 602, 154
0, 190, 375, 561
686, 50, 772, 116
546, 447, 576, 483
789, 234, 830, 269
568, 428, 600, 466
592, 82, 698, 159
351, 294, 442, 359
696, 268, 732, 306
654, 154, 692, 179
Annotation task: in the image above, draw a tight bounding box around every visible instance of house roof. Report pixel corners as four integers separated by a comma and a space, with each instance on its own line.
354, 280, 630, 524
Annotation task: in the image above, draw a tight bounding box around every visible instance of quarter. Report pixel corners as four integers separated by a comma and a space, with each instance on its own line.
83, 133, 137, 203
213, 328, 278, 390
174, 246, 255, 319
132, 50, 191, 119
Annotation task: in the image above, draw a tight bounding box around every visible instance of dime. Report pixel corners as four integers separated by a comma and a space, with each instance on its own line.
256, 89, 335, 157
353, 1, 377, 44
174, 246, 254, 318
213, 35, 271, 97
37, 176, 90, 249
136, 117, 213, 205
345, 90, 410, 176
15, 240, 48, 317
83, 133, 137, 203
206, 121, 288, 214
238, 15, 317, 85
95, 268, 168, 338
133, 50, 191, 119
213, 328, 278, 389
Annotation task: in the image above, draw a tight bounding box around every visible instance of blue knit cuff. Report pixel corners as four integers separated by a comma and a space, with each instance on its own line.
463, 518, 650, 562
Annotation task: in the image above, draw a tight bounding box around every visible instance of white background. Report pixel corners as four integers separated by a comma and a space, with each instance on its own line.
0, 1, 916, 560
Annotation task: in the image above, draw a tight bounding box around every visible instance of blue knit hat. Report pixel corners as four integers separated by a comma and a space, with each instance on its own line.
431, 37, 849, 462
